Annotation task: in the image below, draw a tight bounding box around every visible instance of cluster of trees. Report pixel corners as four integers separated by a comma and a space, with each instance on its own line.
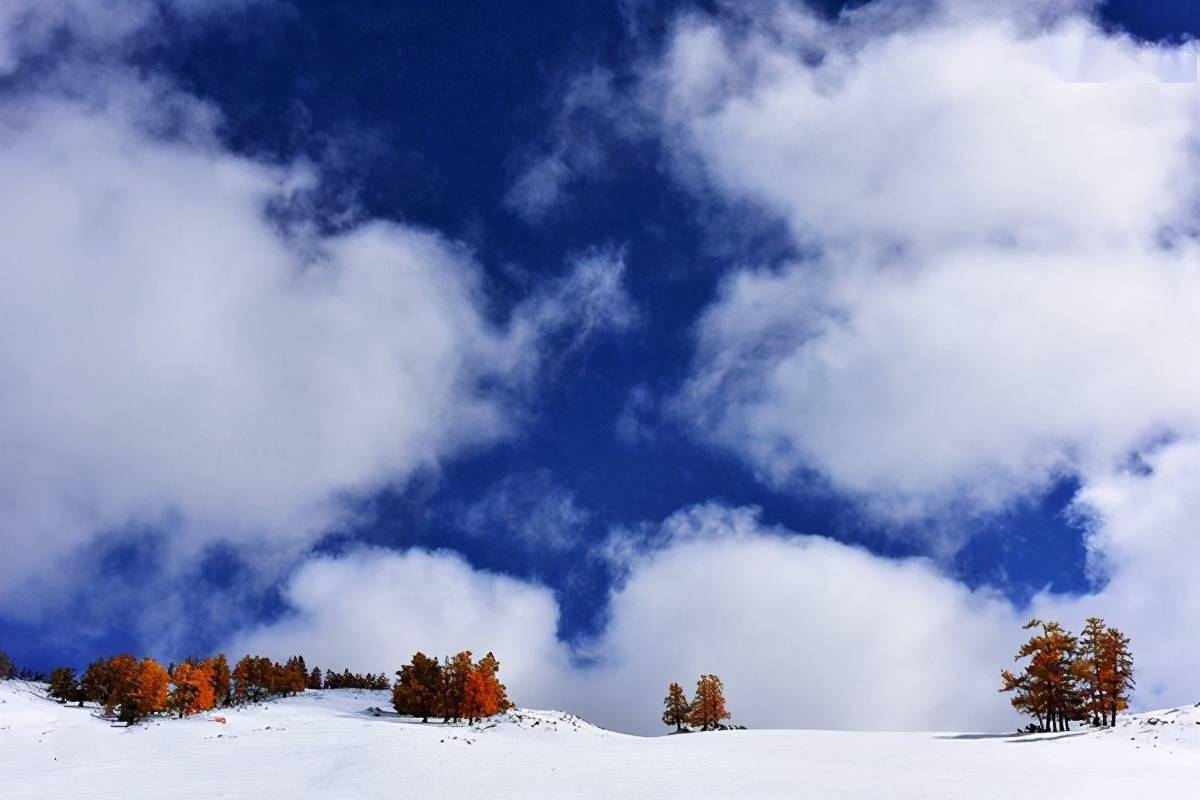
318, 667, 391, 690
662, 674, 732, 732
391, 651, 511, 724
1000, 617, 1134, 732
43, 653, 312, 723
0, 651, 47, 682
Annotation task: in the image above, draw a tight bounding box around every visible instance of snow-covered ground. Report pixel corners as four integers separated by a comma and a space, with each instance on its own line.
3, 679, 1199, 799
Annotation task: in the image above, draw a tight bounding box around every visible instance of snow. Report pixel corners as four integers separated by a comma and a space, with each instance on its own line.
3, 679, 1199, 799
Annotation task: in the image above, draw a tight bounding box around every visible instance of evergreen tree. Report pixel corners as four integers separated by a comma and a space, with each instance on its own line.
47, 667, 83, 705
392, 652, 443, 722
81, 657, 117, 707
308, 666, 323, 690
662, 682, 691, 732
688, 674, 731, 731
0, 651, 15, 679
210, 654, 232, 708
442, 651, 473, 723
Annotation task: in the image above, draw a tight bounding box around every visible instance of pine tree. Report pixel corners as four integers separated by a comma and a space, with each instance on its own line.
48, 667, 83, 705
1000, 619, 1083, 732
440, 651, 473, 723
1075, 617, 1109, 727
476, 652, 510, 711
308, 666, 323, 690
1098, 626, 1134, 726
0, 651, 15, 680
81, 657, 117, 708
210, 654, 232, 708
392, 652, 443, 722
662, 682, 691, 732
688, 674, 731, 731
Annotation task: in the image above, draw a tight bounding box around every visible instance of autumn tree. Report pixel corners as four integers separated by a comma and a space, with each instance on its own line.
1096, 625, 1134, 726
662, 682, 691, 732
458, 652, 510, 724
48, 667, 83, 705
688, 674, 731, 731
392, 652, 443, 722
210, 654, 232, 708
233, 656, 276, 703
170, 661, 216, 717
1000, 619, 1084, 732
440, 651, 473, 723
1067, 620, 1133, 729
476, 652, 510, 712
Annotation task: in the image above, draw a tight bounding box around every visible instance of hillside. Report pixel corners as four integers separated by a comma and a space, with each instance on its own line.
2, 680, 1199, 799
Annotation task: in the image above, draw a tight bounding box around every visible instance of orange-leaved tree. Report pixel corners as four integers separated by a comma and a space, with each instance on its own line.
1000, 619, 1082, 732
662, 682, 691, 732
170, 660, 216, 717
688, 674, 731, 731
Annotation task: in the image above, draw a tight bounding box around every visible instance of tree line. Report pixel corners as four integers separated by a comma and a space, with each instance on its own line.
4, 648, 515, 727
1000, 617, 1134, 732
662, 674, 732, 732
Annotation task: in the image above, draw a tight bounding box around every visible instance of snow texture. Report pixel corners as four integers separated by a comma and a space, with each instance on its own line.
2, 680, 1198, 798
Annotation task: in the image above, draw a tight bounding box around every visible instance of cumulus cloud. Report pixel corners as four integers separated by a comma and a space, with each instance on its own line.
229, 504, 1030, 734
0, 13, 635, 602
632, 1, 1200, 520
226, 547, 572, 696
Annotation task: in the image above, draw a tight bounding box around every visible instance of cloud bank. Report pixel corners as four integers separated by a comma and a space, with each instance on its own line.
0, 8, 634, 602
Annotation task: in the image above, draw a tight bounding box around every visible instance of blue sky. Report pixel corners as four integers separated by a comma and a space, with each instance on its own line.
3, 0, 1200, 734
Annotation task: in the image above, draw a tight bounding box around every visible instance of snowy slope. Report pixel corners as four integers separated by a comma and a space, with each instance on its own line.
3, 679, 1199, 799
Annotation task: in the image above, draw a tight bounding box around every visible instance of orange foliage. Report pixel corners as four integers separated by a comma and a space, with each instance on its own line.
688, 674, 731, 731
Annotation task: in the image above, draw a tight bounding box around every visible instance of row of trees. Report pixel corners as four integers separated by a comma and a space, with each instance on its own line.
662, 674, 732, 732
392, 651, 511, 724
0, 651, 47, 682
317, 667, 391, 690
1000, 618, 1134, 732
33, 648, 515, 726
44, 653, 309, 723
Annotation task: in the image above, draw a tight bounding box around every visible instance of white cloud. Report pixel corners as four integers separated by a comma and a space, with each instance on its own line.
229, 504, 1030, 735
227, 547, 572, 696
0, 17, 635, 602
230, 493, 1200, 734
635, 2, 1200, 519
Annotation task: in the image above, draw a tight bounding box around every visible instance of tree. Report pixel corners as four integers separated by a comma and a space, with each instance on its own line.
233, 656, 275, 703
81, 657, 117, 707
441, 651, 473, 723
48, 667, 83, 705
476, 652, 510, 712
170, 661, 215, 717
0, 651, 14, 679
210, 654, 232, 708
1000, 619, 1084, 732
662, 682, 691, 732
1097, 625, 1134, 726
688, 674, 731, 731
308, 666, 323, 690
122, 658, 169, 724
392, 652, 443, 722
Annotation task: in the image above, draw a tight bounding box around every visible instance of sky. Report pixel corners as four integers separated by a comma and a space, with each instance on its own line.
2, 0, 1200, 735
